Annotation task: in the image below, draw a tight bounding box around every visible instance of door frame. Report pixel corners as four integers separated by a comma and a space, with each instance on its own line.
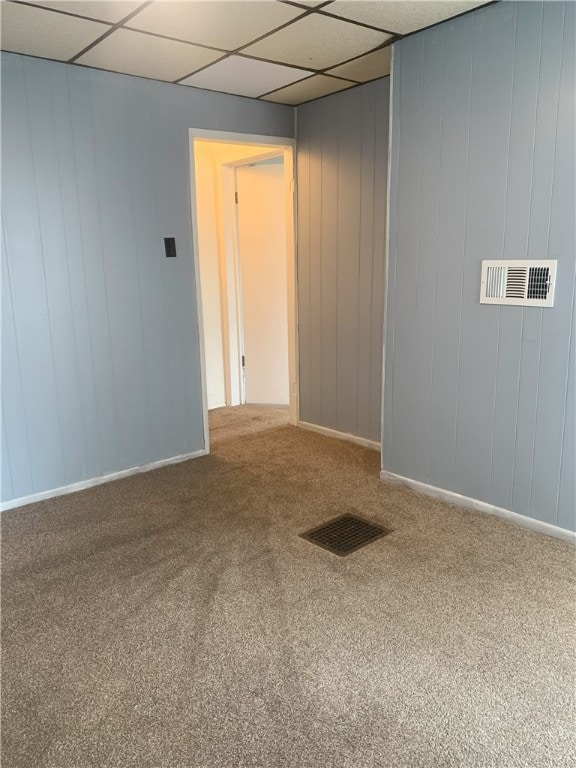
188, 129, 298, 454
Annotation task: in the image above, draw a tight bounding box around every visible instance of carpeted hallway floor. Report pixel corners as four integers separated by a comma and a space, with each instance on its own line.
2, 407, 575, 767
208, 404, 290, 444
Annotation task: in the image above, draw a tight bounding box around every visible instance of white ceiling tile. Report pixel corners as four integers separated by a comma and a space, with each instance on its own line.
328, 1, 490, 35
18, 1, 144, 24
126, 1, 304, 51
242, 13, 389, 70
76, 28, 223, 81
0, 2, 109, 60
180, 55, 310, 98
262, 74, 354, 105
326, 46, 391, 82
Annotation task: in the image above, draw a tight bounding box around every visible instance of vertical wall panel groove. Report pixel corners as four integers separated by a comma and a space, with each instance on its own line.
308, 104, 323, 426
1, 405, 14, 501
78, 70, 121, 475
319, 97, 338, 429
336, 91, 362, 436
554, 0, 575, 531
66, 66, 107, 479
558, 287, 575, 531
370, 82, 389, 443
296, 116, 311, 421
520, 1, 565, 521
532, 0, 575, 526
357, 87, 376, 440
424, 30, 444, 481
23, 61, 68, 484
122, 78, 154, 466
407, 49, 424, 477
297, 79, 389, 443
409, 30, 434, 481
383, 47, 401, 467
392, 34, 423, 475
1, 51, 293, 503
51, 66, 98, 480
450, 12, 474, 497
2, 55, 66, 493
25, 58, 86, 485
489, 2, 517, 510
455, 3, 516, 502
384, 0, 575, 531
1, 215, 34, 496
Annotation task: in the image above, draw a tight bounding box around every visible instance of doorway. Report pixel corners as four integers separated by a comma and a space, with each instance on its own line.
188, 129, 297, 454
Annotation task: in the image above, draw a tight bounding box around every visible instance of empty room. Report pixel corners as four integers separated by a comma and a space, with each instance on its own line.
1, 1, 574, 766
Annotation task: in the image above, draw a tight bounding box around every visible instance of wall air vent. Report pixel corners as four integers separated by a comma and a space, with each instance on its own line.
480, 260, 557, 307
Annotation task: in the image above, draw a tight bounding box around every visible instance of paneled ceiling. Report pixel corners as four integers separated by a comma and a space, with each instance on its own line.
0, 0, 492, 105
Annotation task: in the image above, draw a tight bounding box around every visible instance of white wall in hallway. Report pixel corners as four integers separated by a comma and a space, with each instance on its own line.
193, 141, 272, 409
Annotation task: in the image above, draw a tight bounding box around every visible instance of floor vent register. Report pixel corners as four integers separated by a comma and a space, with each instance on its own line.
300, 514, 391, 557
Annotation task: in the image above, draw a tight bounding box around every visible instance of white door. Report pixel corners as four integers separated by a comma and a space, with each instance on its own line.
235, 161, 289, 405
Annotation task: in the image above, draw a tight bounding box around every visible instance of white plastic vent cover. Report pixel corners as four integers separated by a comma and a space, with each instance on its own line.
480, 260, 557, 307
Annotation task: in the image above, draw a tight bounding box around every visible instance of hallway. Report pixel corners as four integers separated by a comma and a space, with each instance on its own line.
209, 404, 289, 445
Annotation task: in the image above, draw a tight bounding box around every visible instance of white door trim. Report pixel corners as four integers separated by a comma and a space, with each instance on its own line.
190, 129, 295, 147
188, 138, 211, 456
221, 163, 244, 406
188, 129, 299, 453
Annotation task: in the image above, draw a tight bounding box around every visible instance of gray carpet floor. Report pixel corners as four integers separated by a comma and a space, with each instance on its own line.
2, 407, 575, 768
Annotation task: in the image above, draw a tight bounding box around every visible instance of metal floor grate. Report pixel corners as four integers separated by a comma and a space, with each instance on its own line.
299, 514, 391, 557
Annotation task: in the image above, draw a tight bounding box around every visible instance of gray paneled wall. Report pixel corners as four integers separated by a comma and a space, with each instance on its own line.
384, 1, 575, 531
297, 79, 389, 444
1, 52, 293, 504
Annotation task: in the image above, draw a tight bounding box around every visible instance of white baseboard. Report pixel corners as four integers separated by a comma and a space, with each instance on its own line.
298, 421, 381, 452
0, 449, 207, 512
379, 469, 575, 545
